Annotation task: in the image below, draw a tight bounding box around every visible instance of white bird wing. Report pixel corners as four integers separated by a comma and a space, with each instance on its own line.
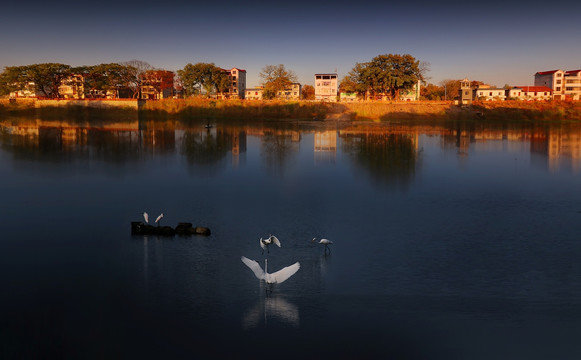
155, 214, 163, 223
271, 235, 281, 247
259, 238, 266, 250
241, 256, 265, 280
271, 262, 300, 284
143, 212, 149, 223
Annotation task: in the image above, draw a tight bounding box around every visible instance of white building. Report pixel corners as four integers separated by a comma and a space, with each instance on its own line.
245, 87, 264, 100
534, 69, 581, 100
276, 83, 301, 100
217, 67, 246, 99
315, 73, 338, 102
475, 86, 506, 101
510, 86, 553, 100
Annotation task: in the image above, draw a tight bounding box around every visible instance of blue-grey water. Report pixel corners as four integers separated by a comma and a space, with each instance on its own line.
1, 116, 581, 359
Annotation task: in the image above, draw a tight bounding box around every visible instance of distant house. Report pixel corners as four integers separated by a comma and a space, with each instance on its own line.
510, 86, 553, 100
399, 80, 421, 101
276, 83, 301, 100
315, 73, 338, 102
339, 92, 358, 102
245, 87, 264, 100
9, 82, 38, 98
58, 75, 85, 99
534, 69, 581, 100
474, 86, 506, 101
216, 68, 246, 99
140, 70, 174, 100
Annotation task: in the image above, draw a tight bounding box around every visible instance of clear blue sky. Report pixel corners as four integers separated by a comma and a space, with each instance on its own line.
1, 1, 580, 88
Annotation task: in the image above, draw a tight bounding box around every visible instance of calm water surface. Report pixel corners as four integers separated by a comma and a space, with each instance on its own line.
1, 116, 581, 359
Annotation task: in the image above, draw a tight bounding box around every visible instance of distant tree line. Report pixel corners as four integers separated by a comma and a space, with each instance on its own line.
1, 53, 432, 100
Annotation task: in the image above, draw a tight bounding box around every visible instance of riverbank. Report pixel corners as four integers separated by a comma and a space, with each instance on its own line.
1, 98, 581, 122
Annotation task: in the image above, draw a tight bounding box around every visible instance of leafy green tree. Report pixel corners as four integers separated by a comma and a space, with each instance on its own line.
259, 64, 297, 95
177, 63, 230, 96
421, 83, 445, 100
301, 85, 315, 100
0, 63, 72, 98
348, 54, 424, 100
121, 60, 153, 98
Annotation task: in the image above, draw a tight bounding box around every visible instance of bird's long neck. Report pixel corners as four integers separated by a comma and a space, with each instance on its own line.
264, 259, 268, 274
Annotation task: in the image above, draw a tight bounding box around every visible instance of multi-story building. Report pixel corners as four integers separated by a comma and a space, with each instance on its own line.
140, 70, 174, 100
217, 68, 246, 99
315, 73, 338, 102
534, 69, 581, 100
58, 75, 85, 99
276, 83, 301, 100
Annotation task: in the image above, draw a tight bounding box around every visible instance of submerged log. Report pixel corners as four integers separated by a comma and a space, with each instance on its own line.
131, 221, 210, 236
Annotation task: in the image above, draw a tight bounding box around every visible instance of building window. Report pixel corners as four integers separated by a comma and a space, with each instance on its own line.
557, 73, 562, 77
566, 87, 574, 91
557, 80, 561, 84
556, 87, 561, 91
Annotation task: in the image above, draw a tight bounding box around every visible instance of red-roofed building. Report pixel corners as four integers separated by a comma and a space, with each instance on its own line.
509, 86, 553, 100
535, 69, 581, 100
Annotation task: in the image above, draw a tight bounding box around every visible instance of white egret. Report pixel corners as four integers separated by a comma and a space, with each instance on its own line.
312, 237, 333, 254
241, 256, 300, 288
259, 234, 281, 254
155, 213, 164, 226
143, 212, 149, 224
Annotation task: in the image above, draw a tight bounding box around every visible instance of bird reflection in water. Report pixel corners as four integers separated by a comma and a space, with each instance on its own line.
242, 294, 299, 329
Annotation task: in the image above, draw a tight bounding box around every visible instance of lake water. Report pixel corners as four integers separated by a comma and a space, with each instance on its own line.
1, 116, 581, 359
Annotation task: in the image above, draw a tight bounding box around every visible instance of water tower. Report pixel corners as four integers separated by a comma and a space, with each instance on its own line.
459, 78, 472, 105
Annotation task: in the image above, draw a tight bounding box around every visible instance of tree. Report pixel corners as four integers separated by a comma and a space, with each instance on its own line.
259, 64, 297, 96
347, 54, 424, 100
177, 63, 230, 97
302, 85, 315, 100
339, 75, 358, 93
0, 63, 71, 98
121, 60, 153, 98
421, 83, 445, 100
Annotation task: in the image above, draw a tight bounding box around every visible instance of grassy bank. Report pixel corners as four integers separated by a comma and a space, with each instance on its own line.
2, 98, 581, 122
139, 98, 330, 120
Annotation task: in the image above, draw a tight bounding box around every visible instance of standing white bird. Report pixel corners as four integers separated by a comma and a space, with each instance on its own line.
155, 213, 164, 226
312, 237, 333, 254
241, 256, 300, 287
143, 212, 149, 224
259, 234, 281, 254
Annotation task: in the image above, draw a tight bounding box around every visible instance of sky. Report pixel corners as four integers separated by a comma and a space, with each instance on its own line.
1, 1, 580, 88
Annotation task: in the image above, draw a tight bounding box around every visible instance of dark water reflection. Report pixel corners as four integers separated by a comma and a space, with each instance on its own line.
1, 116, 581, 359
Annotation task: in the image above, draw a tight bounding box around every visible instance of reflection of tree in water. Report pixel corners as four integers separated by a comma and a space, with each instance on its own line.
181, 129, 231, 174
0, 125, 145, 164
260, 131, 299, 176
341, 132, 418, 190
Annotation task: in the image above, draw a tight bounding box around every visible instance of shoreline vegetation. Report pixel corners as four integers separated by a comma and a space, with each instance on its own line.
1, 98, 581, 122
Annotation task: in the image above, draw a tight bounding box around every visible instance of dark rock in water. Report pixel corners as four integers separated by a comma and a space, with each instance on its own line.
175, 222, 193, 235
193, 226, 211, 236
131, 221, 210, 236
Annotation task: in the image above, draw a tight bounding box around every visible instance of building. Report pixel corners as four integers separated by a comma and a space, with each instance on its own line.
140, 70, 174, 100
399, 80, 421, 101
535, 69, 581, 100
9, 82, 38, 98
339, 92, 358, 102
245, 87, 264, 100
276, 83, 301, 100
217, 68, 246, 99
474, 85, 506, 101
459, 78, 473, 104
315, 73, 338, 102
58, 75, 85, 99
510, 86, 553, 100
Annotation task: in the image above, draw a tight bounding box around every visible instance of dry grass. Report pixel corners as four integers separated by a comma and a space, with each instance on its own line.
140, 98, 331, 120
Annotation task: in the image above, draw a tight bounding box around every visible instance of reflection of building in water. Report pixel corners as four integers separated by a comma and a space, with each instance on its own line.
314, 130, 337, 164
544, 129, 581, 172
